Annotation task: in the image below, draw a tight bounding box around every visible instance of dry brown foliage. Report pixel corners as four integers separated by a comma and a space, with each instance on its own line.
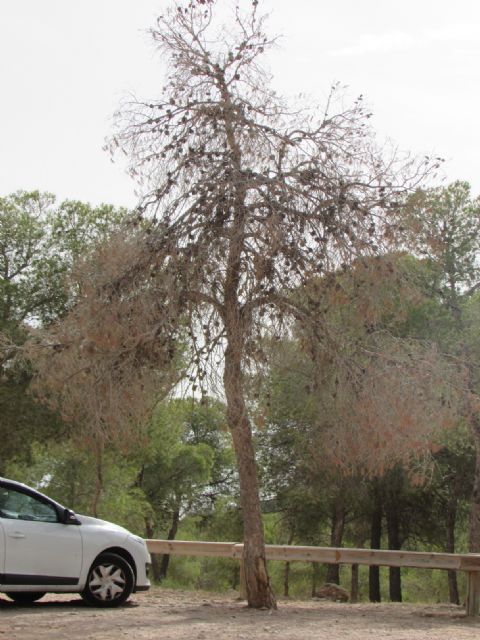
26, 231, 182, 450
291, 256, 461, 482
324, 336, 460, 481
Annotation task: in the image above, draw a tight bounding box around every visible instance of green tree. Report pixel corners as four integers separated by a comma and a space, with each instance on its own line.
139, 398, 234, 580
0, 190, 127, 473
405, 181, 480, 551
0, 191, 127, 332
5, 440, 151, 535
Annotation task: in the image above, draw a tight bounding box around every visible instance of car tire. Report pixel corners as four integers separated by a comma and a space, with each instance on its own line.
5, 592, 46, 604
81, 552, 135, 607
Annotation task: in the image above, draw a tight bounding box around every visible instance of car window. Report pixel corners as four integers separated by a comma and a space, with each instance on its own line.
0, 487, 58, 523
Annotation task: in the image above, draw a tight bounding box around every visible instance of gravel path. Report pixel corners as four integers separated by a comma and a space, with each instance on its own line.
1, 588, 479, 639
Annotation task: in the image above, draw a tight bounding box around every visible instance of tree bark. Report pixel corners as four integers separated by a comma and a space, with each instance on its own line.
326, 499, 345, 584
369, 484, 382, 603
224, 341, 276, 609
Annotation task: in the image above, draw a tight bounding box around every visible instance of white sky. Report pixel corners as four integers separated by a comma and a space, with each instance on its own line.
0, 0, 479, 208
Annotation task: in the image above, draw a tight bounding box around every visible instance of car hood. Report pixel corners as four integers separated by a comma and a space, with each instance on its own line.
76, 513, 130, 535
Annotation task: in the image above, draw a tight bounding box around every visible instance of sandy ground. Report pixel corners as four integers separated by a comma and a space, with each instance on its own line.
0, 588, 479, 640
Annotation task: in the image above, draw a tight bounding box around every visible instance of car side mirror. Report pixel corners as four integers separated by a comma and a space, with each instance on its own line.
63, 508, 81, 525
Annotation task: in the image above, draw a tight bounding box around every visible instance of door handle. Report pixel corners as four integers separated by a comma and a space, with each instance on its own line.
9, 531, 25, 539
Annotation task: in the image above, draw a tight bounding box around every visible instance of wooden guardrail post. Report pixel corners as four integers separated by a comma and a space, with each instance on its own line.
466, 571, 480, 617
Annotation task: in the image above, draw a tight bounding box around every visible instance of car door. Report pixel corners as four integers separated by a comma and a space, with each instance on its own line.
0, 486, 82, 587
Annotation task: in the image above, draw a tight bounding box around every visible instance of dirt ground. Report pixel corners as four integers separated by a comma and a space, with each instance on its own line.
1, 588, 479, 640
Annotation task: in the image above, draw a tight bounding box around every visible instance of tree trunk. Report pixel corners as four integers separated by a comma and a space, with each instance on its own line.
284, 562, 291, 597
311, 562, 322, 597
385, 502, 402, 602
326, 499, 345, 584
224, 341, 276, 609
447, 571, 459, 606
218, 69, 275, 607
446, 497, 460, 605
158, 506, 181, 581
369, 484, 382, 603
350, 564, 359, 603
283, 529, 295, 597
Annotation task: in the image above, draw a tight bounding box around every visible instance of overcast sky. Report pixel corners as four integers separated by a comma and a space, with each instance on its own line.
0, 0, 479, 207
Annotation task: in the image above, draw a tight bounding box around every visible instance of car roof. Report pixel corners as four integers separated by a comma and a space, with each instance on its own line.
0, 477, 37, 494
1, 477, 31, 490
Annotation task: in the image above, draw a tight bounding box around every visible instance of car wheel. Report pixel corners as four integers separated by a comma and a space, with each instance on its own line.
5, 592, 46, 604
81, 552, 134, 607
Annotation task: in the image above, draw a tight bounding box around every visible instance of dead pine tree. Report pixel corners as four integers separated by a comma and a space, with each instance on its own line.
34, 0, 440, 609
107, 0, 440, 609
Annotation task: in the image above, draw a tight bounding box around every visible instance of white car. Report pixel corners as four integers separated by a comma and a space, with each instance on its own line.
0, 477, 151, 607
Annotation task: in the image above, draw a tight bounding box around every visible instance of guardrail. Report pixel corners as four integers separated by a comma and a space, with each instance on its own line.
146, 539, 480, 617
